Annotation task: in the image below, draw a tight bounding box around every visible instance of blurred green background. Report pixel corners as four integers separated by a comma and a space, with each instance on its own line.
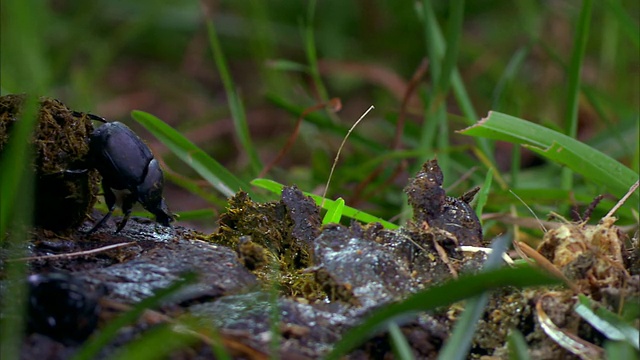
1, 0, 638, 233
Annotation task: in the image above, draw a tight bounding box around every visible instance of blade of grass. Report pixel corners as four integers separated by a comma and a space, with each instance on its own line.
0, 98, 37, 360
602, 0, 640, 49
111, 323, 199, 360
266, 94, 385, 152
72, 273, 197, 360
325, 265, 559, 359
322, 197, 345, 224
562, 0, 593, 191
575, 294, 639, 349
418, 0, 494, 166
389, 323, 415, 360
604, 341, 639, 360
438, 234, 511, 360
203, 8, 262, 175
459, 111, 639, 206
304, 0, 331, 105
507, 329, 532, 360
251, 178, 398, 229
475, 168, 493, 223
131, 110, 260, 200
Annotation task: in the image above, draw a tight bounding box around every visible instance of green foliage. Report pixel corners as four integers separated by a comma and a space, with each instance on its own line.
325, 266, 559, 359
71, 274, 198, 360
252, 178, 399, 229
459, 111, 639, 207
1, 0, 637, 358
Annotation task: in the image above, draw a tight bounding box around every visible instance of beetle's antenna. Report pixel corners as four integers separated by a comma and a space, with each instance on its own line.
73, 111, 107, 123
321, 105, 374, 209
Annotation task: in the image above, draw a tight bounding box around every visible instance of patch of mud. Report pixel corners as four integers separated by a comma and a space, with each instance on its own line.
1, 154, 637, 359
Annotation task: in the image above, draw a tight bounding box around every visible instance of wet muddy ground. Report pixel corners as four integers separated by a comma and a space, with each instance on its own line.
3, 177, 637, 359
1, 96, 638, 359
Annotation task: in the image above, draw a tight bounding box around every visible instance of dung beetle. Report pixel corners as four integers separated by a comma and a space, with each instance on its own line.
83, 114, 174, 233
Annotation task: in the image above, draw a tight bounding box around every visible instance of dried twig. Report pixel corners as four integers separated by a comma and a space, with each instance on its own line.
8, 242, 136, 262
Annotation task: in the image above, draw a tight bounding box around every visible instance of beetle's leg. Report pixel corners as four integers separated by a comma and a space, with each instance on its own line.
115, 195, 136, 233
86, 182, 117, 234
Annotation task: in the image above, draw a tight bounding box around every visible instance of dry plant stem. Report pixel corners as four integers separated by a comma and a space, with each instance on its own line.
605, 180, 639, 218
516, 241, 580, 293
258, 98, 342, 178
509, 189, 547, 232
8, 242, 136, 262
459, 245, 515, 265
432, 237, 458, 279
445, 166, 478, 193
422, 221, 458, 278
536, 293, 604, 360
348, 59, 429, 205
320, 105, 375, 208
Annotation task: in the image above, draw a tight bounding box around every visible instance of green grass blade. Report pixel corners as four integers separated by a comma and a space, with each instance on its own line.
603, 0, 640, 49
389, 323, 415, 360
562, 0, 593, 190
458, 111, 639, 205
475, 168, 493, 224
0, 98, 37, 360
204, 17, 262, 175
72, 273, 197, 360
436, 0, 464, 95
0, 96, 38, 238
575, 294, 639, 349
507, 329, 532, 360
323, 197, 345, 224
304, 0, 330, 103
418, 0, 494, 166
266, 94, 385, 152
438, 234, 510, 360
111, 323, 199, 360
325, 265, 559, 359
605, 341, 639, 360
251, 178, 399, 229
131, 110, 257, 200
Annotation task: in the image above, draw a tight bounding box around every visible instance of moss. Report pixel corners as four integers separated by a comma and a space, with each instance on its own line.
208, 188, 325, 300
0, 95, 100, 231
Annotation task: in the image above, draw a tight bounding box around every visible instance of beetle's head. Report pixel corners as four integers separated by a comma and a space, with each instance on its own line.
138, 159, 176, 227
149, 198, 175, 226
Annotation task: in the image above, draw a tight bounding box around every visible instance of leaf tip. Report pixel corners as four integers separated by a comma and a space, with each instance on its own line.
456, 111, 492, 134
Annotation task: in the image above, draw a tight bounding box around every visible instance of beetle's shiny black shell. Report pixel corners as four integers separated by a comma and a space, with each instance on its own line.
90, 122, 154, 191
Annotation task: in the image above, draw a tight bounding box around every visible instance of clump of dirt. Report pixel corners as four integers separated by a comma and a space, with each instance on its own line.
0, 94, 100, 231
208, 186, 325, 300
405, 159, 483, 247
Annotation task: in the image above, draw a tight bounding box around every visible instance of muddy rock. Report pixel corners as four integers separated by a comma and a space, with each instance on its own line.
313, 223, 417, 308
405, 159, 483, 247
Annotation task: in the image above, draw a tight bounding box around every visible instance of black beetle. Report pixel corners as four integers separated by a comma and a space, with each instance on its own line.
84, 115, 174, 233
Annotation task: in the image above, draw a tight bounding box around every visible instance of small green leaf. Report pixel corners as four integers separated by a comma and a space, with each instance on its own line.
251, 178, 398, 229
323, 197, 345, 224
